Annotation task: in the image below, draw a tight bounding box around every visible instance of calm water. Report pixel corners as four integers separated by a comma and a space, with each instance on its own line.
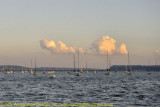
0, 71, 160, 107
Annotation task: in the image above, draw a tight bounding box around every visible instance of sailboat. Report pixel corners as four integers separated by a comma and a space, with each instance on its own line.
9, 65, 14, 74
105, 50, 111, 75
47, 64, 55, 73
94, 70, 97, 73
34, 57, 38, 75
148, 70, 151, 74
5, 65, 12, 74
21, 65, 25, 74
86, 60, 88, 73
24, 62, 28, 73
115, 65, 118, 73
94, 66, 98, 73
4, 66, 8, 74
125, 51, 132, 75
49, 65, 56, 78
49, 67, 56, 78
12, 65, 15, 74
49, 74, 56, 78
4, 65, 13, 74
72, 53, 76, 73
30, 59, 33, 74
43, 67, 46, 74
66, 53, 75, 74
48, 62, 56, 78
75, 50, 82, 76
4, 66, 9, 74
80, 65, 83, 73
147, 60, 151, 74
1, 65, 5, 73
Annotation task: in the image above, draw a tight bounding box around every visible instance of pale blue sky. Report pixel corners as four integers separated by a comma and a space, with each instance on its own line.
0, 0, 160, 68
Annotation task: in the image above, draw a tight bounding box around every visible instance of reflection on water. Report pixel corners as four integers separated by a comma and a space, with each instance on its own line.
0, 71, 160, 106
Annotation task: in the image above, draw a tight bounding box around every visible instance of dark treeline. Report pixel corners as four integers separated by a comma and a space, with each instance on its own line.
0, 65, 160, 72
110, 65, 160, 71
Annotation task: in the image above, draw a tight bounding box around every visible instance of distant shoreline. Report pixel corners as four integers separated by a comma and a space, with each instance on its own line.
0, 65, 160, 72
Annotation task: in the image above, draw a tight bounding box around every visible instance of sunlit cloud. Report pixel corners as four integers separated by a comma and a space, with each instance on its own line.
116, 43, 128, 54
92, 36, 128, 55
92, 36, 116, 54
40, 39, 84, 54
40, 35, 128, 55
155, 49, 160, 55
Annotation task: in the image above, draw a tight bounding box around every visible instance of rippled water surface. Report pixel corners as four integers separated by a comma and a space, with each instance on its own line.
0, 71, 160, 106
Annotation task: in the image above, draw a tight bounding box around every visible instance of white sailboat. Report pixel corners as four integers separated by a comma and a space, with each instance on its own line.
68, 53, 77, 75
21, 65, 24, 74
49, 74, 56, 78
5, 65, 11, 74
115, 65, 118, 73
94, 66, 98, 73
49, 66, 56, 78
24, 62, 28, 73
43, 67, 46, 74
125, 51, 132, 75
30, 59, 33, 74
148, 70, 151, 74
67, 53, 75, 74
48, 63, 56, 78
147, 59, 151, 74
3, 58, 14, 74
75, 50, 82, 76
105, 50, 111, 75
75, 72, 81, 76
73, 53, 76, 72
9, 65, 14, 74
47, 64, 55, 73
34, 57, 38, 75
80, 65, 83, 73
86, 60, 88, 73
1, 65, 5, 73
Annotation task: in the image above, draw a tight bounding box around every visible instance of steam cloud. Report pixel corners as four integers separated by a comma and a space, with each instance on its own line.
40, 36, 128, 54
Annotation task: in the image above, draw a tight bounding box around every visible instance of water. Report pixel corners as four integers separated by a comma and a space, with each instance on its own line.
0, 71, 160, 107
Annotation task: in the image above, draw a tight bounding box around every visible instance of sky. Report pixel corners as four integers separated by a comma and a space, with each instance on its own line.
0, 0, 160, 68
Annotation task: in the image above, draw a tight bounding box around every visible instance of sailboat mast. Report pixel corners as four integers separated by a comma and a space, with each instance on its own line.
78, 50, 79, 72
155, 55, 158, 65
128, 51, 130, 65
2, 64, 4, 72
35, 57, 36, 73
128, 51, 131, 70
73, 53, 75, 71
86, 60, 87, 71
148, 59, 151, 72
5, 57, 8, 72
116, 65, 118, 71
107, 50, 109, 69
109, 57, 111, 69
31, 59, 32, 71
